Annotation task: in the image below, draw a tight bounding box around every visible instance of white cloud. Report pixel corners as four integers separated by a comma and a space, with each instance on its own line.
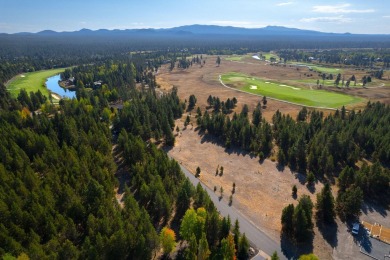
312, 3, 374, 14
276, 2, 293, 6
300, 15, 352, 23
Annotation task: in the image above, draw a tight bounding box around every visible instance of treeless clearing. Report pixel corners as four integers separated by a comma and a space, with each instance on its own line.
169, 118, 324, 241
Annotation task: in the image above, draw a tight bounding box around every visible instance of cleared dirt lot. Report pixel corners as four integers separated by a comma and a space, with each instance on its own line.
157, 55, 390, 259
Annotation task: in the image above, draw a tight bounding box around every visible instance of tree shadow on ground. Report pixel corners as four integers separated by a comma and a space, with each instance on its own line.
354, 224, 372, 254
196, 130, 257, 159
306, 183, 316, 194
280, 233, 314, 259
361, 201, 389, 218
293, 171, 307, 185
316, 219, 338, 248
276, 163, 285, 172
162, 144, 174, 153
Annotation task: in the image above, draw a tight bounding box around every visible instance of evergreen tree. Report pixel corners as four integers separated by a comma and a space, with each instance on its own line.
198, 232, 211, 260
316, 183, 335, 223
220, 234, 236, 260
336, 186, 363, 219
281, 204, 294, 236
237, 233, 250, 260
188, 94, 197, 110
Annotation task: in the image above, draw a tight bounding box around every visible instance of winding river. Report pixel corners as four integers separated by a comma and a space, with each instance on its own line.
46, 74, 76, 98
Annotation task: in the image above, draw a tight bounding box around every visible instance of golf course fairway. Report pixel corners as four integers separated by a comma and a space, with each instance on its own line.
6, 68, 66, 98
221, 72, 363, 108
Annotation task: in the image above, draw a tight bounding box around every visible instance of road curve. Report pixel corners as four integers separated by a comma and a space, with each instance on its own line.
172, 157, 287, 259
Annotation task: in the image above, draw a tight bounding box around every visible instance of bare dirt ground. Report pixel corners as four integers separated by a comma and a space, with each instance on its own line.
169, 118, 324, 240
157, 55, 390, 259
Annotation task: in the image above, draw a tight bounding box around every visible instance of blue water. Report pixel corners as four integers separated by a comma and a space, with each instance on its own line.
46, 74, 76, 98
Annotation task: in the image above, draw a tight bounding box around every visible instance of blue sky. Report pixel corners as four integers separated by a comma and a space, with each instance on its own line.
0, 0, 389, 34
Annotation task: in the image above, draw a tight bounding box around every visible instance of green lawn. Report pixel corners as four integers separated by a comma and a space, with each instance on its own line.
6, 68, 66, 98
261, 52, 279, 61
221, 72, 364, 108
225, 55, 246, 61
290, 62, 343, 74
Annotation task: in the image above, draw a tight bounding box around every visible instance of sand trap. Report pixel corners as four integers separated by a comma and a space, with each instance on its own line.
252, 55, 260, 60
265, 81, 270, 84
250, 85, 258, 89
279, 84, 300, 90
20, 75, 25, 78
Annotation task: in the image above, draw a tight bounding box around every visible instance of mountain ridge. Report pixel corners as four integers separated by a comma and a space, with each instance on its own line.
4, 24, 389, 36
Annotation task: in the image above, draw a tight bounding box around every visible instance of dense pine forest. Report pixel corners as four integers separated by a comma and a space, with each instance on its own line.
0, 54, 253, 259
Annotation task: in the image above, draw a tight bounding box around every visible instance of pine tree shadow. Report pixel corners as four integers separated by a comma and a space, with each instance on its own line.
316, 219, 338, 248
357, 226, 372, 254
280, 234, 297, 259
361, 201, 389, 218
306, 183, 316, 194
276, 163, 285, 172
280, 233, 314, 259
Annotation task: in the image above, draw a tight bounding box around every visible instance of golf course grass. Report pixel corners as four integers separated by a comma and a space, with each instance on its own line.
290, 62, 343, 74
261, 52, 279, 61
221, 72, 364, 108
225, 55, 247, 61
6, 68, 66, 98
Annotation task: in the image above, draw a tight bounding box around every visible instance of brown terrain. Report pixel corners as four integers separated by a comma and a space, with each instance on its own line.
156, 55, 390, 259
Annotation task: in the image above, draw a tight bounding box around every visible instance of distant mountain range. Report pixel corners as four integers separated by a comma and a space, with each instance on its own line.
7, 24, 388, 37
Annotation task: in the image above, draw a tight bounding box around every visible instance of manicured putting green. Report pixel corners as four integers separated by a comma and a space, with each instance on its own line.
6, 68, 66, 98
221, 72, 363, 108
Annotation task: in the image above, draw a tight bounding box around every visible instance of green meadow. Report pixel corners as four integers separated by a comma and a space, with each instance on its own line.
225, 55, 247, 61
6, 68, 66, 98
221, 72, 363, 108
261, 52, 279, 61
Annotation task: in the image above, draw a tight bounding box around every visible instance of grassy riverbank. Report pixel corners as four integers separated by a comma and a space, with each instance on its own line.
6, 68, 66, 98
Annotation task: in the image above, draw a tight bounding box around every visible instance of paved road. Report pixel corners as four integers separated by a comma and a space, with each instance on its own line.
175, 161, 287, 259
